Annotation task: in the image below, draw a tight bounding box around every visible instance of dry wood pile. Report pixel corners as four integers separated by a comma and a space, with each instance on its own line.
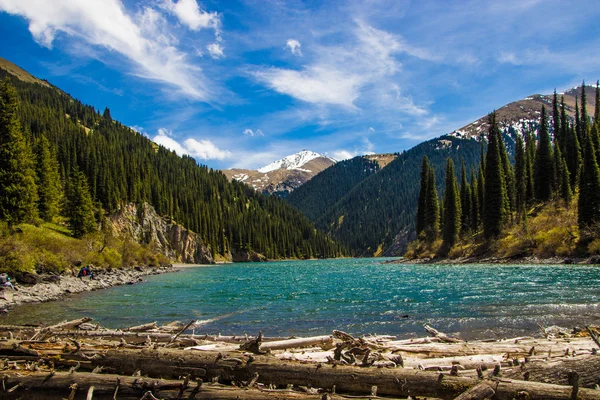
0, 318, 598, 399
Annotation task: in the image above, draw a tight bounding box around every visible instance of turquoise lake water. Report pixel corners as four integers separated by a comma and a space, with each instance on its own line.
3, 258, 600, 339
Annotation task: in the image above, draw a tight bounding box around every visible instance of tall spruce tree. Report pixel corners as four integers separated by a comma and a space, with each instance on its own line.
442, 158, 461, 247
470, 168, 479, 232
578, 132, 600, 231
553, 143, 571, 205
552, 89, 561, 146
534, 106, 554, 202
483, 113, 507, 239
581, 81, 589, 142
565, 120, 582, 190
524, 129, 536, 205
416, 156, 430, 237
66, 167, 97, 238
499, 130, 515, 220
423, 164, 440, 243
0, 78, 37, 226
514, 136, 527, 219
459, 159, 471, 235
34, 135, 63, 222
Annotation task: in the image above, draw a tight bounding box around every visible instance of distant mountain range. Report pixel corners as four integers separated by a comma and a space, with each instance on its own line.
222, 150, 336, 197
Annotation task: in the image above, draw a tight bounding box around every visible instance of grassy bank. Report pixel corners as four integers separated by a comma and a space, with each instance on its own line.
406, 197, 600, 262
0, 221, 170, 277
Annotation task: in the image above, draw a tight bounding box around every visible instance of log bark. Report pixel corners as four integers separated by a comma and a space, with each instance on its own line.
453, 382, 495, 400
259, 335, 334, 351
49, 348, 600, 400
503, 354, 600, 388
124, 322, 158, 332
0, 372, 394, 400
424, 325, 461, 343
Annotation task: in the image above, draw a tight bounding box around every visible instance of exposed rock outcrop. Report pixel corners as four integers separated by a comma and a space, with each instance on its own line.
231, 249, 267, 262
108, 203, 214, 264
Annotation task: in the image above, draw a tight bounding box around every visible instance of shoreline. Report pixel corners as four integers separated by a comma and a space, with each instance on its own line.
0, 265, 177, 313
386, 255, 600, 265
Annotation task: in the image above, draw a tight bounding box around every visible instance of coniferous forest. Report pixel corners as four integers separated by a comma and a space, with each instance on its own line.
411, 83, 600, 259
0, 69, 345, 267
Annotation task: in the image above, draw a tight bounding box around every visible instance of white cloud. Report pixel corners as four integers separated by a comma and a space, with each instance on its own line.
254, 67, 360, 107
252, 20, 424, 109
331, 150, 356, 161
183, 138, 230, 159
207, 42, 224, 58
152, 128, 230, 160
286, 39, 302, 56
161, 0, 220, 32
243, 128, 264, 136
0, 0, 214, 100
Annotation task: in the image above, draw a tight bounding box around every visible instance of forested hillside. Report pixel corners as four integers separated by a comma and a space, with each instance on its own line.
287, 156, 380, 221
410, 85, 600, 260
289, 136, 481, 256
0, 61, 344, 262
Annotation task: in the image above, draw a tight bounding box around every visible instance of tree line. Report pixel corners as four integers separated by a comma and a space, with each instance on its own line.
416, 83, 600, 253
0, 74, 345, 260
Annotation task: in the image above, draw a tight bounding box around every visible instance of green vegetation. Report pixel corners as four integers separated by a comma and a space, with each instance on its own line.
409, 83, 600, 260
0, 68, 345, 275
0, 221, 169, 274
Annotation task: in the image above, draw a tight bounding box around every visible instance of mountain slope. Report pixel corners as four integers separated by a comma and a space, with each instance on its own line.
288, 85, 597, 256
450, 86, 597, 141
287, 155, 384, 222
222, 150, 336, 196
0, 58, 344, 261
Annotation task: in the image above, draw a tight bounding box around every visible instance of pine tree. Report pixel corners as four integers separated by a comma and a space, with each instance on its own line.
514, 136, 527, 219
553, 143, 571, 205
470, 168, 479, 232
459, 159, 471, 235
524, 129, 536, 206
483, 113, 506, 239
499, 130, 515, 220
581, 81, 589, 142
34, 135, 63, 222
565, 121, 582, 190
416, 156, 429, 237
578, 132, 600, 231
477, 141, 486, 219
66, 167, 97, 238
534, 106, 554, 202
442, 158, 461, 247
552, 89, 561, 146
0, 78, 37, 226
423, 164, 440, 243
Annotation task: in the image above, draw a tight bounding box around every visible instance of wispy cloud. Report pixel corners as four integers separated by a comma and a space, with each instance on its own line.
161, 0, 220, 32
207, 42, 224, 59
153, 128, 231, 160
0, 0, 220, 100
286, 39, 302, 56
243, 128, 264, 137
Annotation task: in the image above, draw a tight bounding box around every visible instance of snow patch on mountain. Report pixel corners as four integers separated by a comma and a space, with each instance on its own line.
258, 150, 335, 173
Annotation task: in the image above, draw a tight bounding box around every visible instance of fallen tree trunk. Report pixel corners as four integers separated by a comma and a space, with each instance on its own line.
259, 335, 334, 351
50, 348, 600, 399
503, 354, 600, 387
0, 372, 387, 400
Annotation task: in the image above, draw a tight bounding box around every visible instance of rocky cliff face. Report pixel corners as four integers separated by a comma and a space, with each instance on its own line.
108, 203, 214, 264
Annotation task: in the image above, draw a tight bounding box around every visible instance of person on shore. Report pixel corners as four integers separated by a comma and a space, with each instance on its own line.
0, 274, 16, 290
77, 265, 94, 280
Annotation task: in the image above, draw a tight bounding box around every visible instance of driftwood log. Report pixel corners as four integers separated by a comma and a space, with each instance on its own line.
34, 347, 599, 400
0, 371, 385, 400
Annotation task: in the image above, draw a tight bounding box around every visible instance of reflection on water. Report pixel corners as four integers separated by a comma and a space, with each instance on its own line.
3, 259, 600, 339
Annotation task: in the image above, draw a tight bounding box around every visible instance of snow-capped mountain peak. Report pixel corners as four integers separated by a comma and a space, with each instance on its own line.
258, 150, 335, 173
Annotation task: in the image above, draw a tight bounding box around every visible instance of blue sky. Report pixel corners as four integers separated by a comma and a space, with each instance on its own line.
1, 0, 599, 169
